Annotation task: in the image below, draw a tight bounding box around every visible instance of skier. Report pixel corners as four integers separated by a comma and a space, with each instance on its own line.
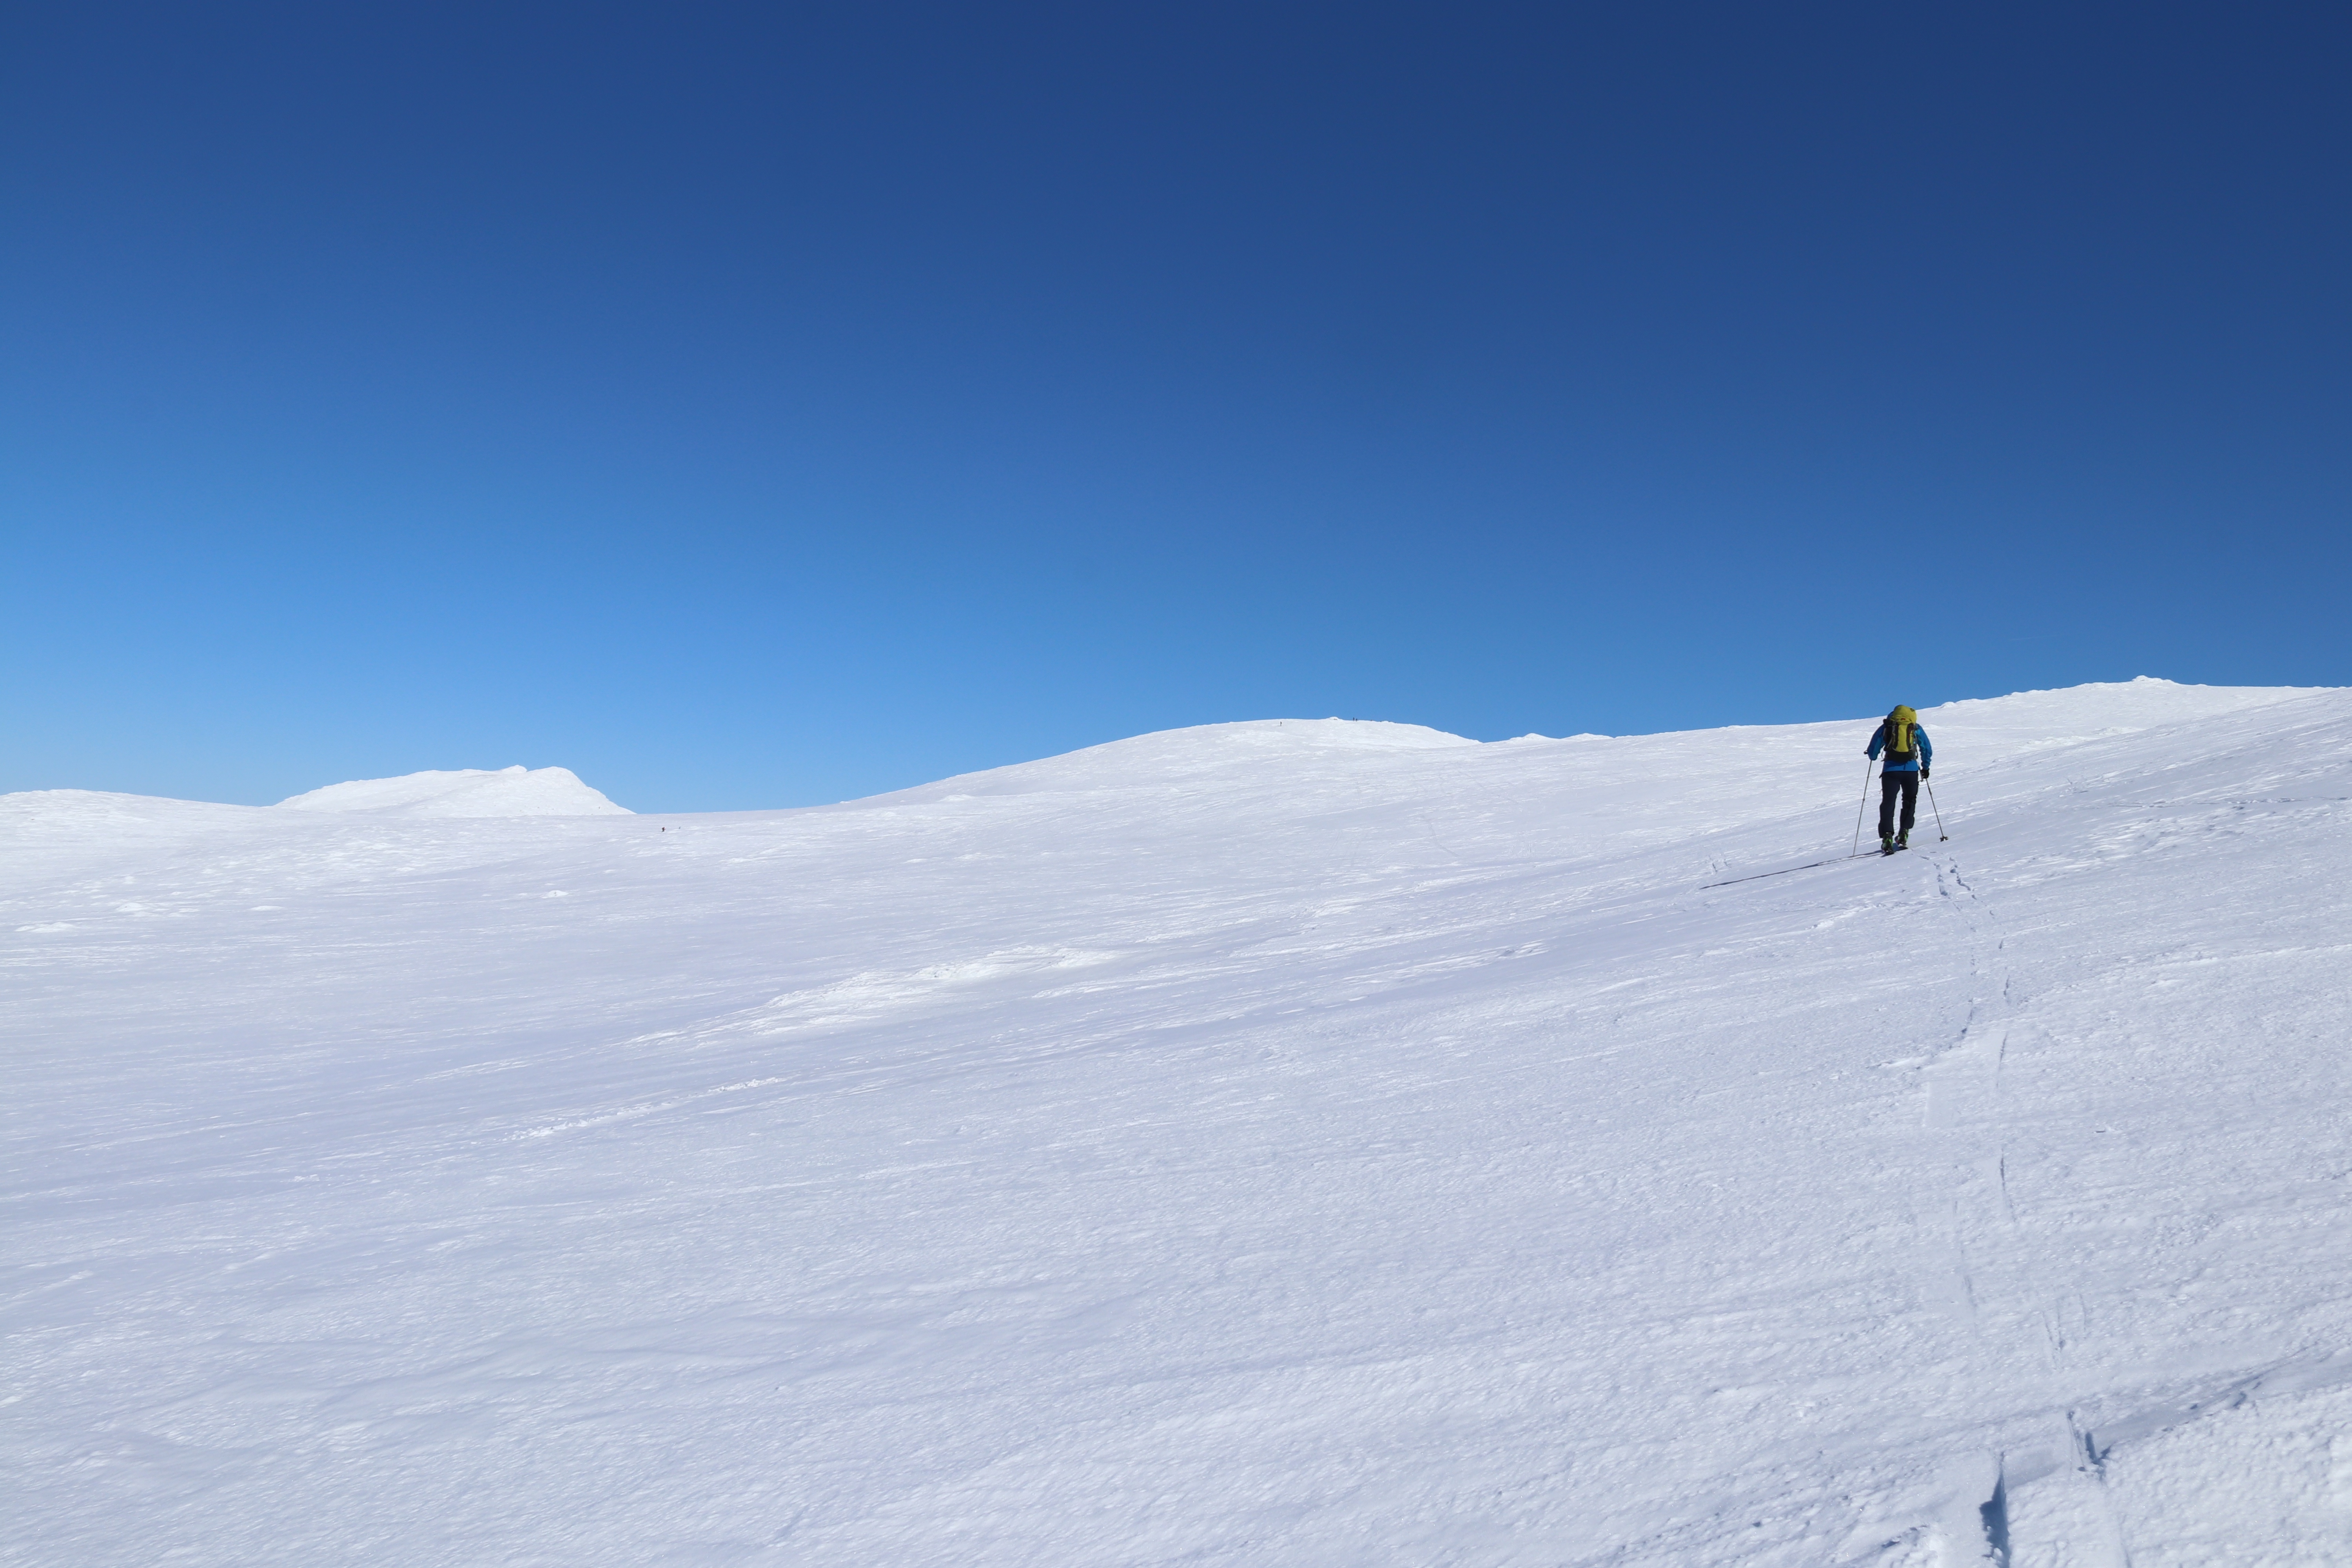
1866, 705, 1932, 853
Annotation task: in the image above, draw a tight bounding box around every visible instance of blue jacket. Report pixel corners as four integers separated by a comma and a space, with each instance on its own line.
1867, 720, 1932, 773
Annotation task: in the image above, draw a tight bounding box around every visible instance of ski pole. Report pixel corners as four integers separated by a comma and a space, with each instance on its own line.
1924, 776, 1948, 842
1850, 760, 1873, 857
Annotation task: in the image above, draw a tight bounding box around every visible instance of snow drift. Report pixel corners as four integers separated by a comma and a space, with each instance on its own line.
7, 678, 2350, 1566
276, 764, 630, 817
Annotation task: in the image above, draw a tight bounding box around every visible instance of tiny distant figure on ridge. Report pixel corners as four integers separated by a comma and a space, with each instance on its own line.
1866, 705, 1932, 854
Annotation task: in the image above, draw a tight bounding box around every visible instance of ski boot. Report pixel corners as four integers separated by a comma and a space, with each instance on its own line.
1895, 830, 1909, 850
1880, 831, 1896, 855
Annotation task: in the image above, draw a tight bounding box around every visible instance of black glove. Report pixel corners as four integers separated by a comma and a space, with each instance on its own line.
1921, 768, 1930, 781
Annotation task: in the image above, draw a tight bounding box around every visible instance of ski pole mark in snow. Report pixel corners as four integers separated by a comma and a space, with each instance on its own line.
1918, 1452, 2010, 1566
2004, 1354, 2352, 1563
1915, 851, 2013, 1348
1908, 862, 2103, 1566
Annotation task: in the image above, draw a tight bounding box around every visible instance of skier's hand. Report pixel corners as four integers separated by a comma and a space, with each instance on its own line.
1921, 768, 1930, 781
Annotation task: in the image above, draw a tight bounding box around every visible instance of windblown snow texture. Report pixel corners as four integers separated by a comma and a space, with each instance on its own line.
7, 681, 2350, 1566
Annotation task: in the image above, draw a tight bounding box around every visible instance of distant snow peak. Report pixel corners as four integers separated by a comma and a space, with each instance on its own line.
274, 765, 630, 817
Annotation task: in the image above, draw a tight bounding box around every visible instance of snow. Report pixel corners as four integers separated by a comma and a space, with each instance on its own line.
275, 764, 631, 817
6, 677, 2350, 1566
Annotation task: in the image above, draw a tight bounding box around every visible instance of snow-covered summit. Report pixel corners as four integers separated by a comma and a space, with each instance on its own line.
275, 765, 630, 817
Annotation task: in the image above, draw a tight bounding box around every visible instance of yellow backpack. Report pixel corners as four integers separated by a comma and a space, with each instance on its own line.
1885, 705, 1917, 760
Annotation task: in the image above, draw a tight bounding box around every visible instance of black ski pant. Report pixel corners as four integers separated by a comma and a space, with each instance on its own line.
1878, 771, 1919, 838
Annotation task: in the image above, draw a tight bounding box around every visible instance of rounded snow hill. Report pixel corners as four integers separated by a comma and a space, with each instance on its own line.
274, 766, 630, 817
879, 718, 1479, 802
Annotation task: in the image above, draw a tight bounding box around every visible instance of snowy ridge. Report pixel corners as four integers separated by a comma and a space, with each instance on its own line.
877, 716, 1479, 803
276, 764, 630, 817
7, 679, 2352, 1566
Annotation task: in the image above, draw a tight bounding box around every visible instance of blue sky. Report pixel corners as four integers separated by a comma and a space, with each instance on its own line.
6, 3, 2347, 811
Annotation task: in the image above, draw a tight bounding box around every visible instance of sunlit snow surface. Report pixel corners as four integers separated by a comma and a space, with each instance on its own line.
7, 681, 2351, 1566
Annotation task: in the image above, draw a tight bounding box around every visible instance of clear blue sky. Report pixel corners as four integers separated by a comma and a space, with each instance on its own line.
6, 4, 2347, 810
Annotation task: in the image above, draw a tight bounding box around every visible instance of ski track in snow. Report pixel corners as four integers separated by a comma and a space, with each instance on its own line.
6, 687, 2352, 1566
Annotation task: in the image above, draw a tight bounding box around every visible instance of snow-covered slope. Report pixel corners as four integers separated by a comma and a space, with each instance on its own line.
276, 764, 630, 816
6, 679, 2350, 1567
